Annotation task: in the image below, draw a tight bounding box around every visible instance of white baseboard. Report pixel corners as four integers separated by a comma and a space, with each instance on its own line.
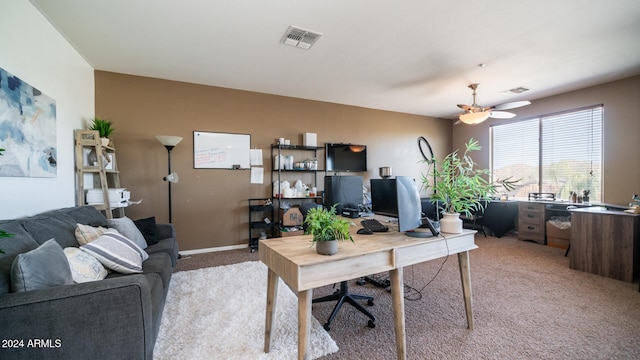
179, 244, 248, 256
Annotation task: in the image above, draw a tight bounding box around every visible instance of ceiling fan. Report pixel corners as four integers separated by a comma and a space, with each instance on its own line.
456, 83, 530, 125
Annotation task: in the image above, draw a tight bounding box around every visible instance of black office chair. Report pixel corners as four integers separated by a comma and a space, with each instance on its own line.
299, 204, 376, 331
312, 280, 376, 331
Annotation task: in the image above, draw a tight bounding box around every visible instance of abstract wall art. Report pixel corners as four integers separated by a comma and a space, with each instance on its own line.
0, 67, 57, 177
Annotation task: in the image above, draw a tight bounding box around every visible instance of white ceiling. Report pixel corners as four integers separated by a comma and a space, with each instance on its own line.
30, 0, 640, 120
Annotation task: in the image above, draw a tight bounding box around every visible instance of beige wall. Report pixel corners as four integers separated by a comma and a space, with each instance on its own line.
1, 0, 94, 219
453, 75, 640, 207
95, 71, 451, 251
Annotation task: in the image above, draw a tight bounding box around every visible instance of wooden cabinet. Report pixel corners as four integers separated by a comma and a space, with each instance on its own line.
518, 202, 546, 244
569, 207, 640, 282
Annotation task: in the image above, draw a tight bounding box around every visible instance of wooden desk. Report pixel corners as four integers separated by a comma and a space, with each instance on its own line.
259, 227, 477, 360
569, 206, 640, 282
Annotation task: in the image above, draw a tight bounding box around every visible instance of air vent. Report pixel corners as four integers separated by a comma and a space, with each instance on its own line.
501, 86, 530, 95
280, 26, 322, 50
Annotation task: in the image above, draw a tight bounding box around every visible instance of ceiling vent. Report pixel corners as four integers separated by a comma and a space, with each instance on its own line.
501, 86, 531, 95
280, 26, 322, 50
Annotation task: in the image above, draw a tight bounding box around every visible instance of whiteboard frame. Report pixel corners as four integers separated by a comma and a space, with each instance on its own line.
193, 131, 251, 169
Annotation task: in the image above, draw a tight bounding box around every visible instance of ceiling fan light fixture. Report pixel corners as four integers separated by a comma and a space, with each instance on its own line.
459, 110, 491, 125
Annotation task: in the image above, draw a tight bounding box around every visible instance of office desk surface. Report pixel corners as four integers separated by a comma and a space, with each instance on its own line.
259, 228, 477, 360
259, 229, 477, 291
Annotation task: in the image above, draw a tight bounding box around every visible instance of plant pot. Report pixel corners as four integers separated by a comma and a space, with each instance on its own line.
316, 240, 338, 256
440, 212, 463, 234
101, 137, 110, 147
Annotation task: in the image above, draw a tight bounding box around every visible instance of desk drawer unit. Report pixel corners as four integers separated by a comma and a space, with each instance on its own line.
518, 202, 546, 244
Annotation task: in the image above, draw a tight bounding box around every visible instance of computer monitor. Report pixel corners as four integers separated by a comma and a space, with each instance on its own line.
370, 178, 397, 217
324, 175, 363, 214
396, 176, 438, 238
371, 177, 439, 238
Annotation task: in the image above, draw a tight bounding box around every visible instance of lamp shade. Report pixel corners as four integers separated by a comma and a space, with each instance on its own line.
459, 111, 491, 125
156, 135, 183, 147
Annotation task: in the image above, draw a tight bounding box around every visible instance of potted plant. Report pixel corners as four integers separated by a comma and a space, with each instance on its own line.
303, 204, 353, 255
582, 189, 591, 203
89, 117, 115, 146
421, 138, 518, 233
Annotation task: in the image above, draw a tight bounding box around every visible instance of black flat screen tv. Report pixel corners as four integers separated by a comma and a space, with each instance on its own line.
325, 143, 367, 172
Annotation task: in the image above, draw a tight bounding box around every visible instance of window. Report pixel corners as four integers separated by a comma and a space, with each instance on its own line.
491, 105, 602, 202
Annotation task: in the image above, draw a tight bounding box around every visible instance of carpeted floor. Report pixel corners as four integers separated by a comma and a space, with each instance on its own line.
175, 235, 640, 359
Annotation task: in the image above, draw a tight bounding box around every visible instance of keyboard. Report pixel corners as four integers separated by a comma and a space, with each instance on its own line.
361, 219, 389, 232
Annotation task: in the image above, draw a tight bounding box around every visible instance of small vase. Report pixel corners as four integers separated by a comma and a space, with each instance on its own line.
440, 212, 463, 234
316, 240, 338, 255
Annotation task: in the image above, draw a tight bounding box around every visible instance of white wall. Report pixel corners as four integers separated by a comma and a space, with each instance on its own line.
0, 0, 94, 219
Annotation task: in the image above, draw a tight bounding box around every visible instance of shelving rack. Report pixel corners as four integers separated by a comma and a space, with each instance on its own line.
270, 144, 324, 236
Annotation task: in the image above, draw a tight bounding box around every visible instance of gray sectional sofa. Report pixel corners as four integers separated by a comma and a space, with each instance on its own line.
0, 206, 179, 360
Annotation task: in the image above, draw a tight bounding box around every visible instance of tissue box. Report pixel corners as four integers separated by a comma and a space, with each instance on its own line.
86, 188, 130, 207
303, 133, 317, 147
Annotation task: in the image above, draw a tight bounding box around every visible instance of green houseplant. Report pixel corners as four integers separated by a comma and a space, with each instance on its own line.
421, 138, 518, 233
89, 117, 115, 146
303, 204, 353, 255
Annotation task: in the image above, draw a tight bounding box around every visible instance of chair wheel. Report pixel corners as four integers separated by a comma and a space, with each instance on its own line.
324, 323, 331, 331
368, 320, 376, 328
367, 299, 374, 306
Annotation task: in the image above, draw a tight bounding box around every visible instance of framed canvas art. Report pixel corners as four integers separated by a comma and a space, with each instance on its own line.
0, 67, 57, 177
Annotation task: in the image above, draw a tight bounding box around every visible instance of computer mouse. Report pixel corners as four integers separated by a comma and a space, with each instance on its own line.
357, 228, 374, 235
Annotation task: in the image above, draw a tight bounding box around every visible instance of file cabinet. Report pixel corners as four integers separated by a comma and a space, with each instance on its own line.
518, 202, 546, 244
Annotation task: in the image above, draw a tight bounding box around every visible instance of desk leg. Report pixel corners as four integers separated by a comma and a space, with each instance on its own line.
389, 267, 406, 360
457, 251, 474, 330
264, 268, 279, 353
298, 289, 312, 360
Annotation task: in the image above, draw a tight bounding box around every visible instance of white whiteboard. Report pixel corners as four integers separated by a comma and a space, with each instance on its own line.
193, 131, 251, 169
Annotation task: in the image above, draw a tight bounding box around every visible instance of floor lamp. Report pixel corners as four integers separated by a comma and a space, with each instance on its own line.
156, 135, 183, 223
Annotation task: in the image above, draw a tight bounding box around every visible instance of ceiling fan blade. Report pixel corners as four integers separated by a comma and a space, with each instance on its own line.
454, 119, 462, 125
457, 104, 471, 110
489, 111, 516, 119
493, 100, 531, 110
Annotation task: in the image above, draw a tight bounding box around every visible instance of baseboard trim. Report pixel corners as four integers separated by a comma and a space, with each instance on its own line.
179, 244, 247, 256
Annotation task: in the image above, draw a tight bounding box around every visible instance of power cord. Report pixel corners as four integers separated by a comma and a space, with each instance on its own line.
358, 232, 452, 301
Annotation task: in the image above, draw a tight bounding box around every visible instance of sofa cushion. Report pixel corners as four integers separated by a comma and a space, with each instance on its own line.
62, 206, 109, 227
108, 216, 147, 249
146, 237, 179, 266
11, 239, 73, 292
133, 217, 158, 246
22, 212, 79, 248
64, 247, 108, 283
80, 230, 148, 274
0, 221, 40, 294
75, 223, 107, 245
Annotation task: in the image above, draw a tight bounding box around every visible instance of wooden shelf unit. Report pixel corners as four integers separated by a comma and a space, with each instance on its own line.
74, 130, 124, 219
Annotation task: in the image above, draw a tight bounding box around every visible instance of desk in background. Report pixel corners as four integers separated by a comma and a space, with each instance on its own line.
569, 207, 640, 282
421, 198, 518, 238
259, 224, 477, 360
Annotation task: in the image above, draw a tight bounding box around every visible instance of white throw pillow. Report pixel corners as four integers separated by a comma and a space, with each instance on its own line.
75, 223, 107, 245
107, 217, 148, 249
80, 230, 148, 274
64, 247, 108, 283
